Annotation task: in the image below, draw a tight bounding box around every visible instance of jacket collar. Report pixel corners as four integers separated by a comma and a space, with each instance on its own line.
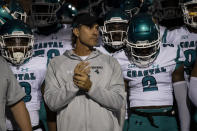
63, 49, 101, 60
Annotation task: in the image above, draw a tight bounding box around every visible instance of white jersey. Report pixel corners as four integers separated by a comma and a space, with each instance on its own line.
159, 25, 166, 42
6, 57, 47, 130
33, 24, 73, 61
169, 26, 197, 84
113, 42, 185, 107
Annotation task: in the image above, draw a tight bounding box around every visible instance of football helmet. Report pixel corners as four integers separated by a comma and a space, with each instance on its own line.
125, 13, 160, 68
8, 0, 27, 23
0, 19, 34, 65
76, 0, 111, 18
100, 8, 129, 49
140, 0, 154, 12
120, 0, 142, 17
180, 0, 197, 28
0, 2, 14, 25
56, 2, 77, 23
31, 0, 61, 27
150, 0, 182, 21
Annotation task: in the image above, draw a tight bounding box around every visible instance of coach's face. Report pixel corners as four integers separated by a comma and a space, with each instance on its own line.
76, 24, 99, 47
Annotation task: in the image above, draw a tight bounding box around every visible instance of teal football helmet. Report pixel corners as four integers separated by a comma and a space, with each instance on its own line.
101, 8, 129, 49
8, 0, 27, 23
120, 0, 142, 17
56, 2, 77, 23
140, 0, 153, 12
77, 0, 110, 18
0, 19, 34, 65
0, 2, 14, 25
125, 13, 160, 68
31, 0, 61, 27
180, 0, 197, 28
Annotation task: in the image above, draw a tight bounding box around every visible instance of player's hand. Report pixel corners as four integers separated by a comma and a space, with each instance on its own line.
73, 61, 92, 91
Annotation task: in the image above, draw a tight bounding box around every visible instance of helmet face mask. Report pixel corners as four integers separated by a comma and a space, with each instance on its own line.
31, 0, 60, 27
181, 0, 197, 28
0, 20, 34, 65
101, 21, 128, 49
126, 13, 160, 68
126, 39, 160, 68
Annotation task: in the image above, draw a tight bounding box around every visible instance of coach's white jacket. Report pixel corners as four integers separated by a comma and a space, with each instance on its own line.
44, 49, 126, 131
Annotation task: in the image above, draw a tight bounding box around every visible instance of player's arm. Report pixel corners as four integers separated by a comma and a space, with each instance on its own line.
189, 59, 197, 107
172, 64, 190, 131
41, 82, 57, 131
124, 80, 128, 91
45, 102, 57, 131
10, 100, 32, 131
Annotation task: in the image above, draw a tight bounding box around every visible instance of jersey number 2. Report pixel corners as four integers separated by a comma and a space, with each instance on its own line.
142, 76, 158, 92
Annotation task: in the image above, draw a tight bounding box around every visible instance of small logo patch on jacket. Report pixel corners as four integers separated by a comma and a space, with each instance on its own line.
91, 66, 103, 74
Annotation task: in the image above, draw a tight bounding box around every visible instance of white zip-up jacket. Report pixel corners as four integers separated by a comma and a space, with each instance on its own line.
44, 49, 126, 131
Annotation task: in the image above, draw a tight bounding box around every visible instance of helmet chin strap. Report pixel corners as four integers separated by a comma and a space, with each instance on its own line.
13, 52, 24, 63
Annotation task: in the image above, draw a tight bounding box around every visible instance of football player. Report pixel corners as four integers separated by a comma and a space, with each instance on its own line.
31, 0, 73, 61
113, 12, 190, 131
178, 0, 197, 84
174, 0, 197, 130
0, 19, 47, 131
30, 0, 75, 130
